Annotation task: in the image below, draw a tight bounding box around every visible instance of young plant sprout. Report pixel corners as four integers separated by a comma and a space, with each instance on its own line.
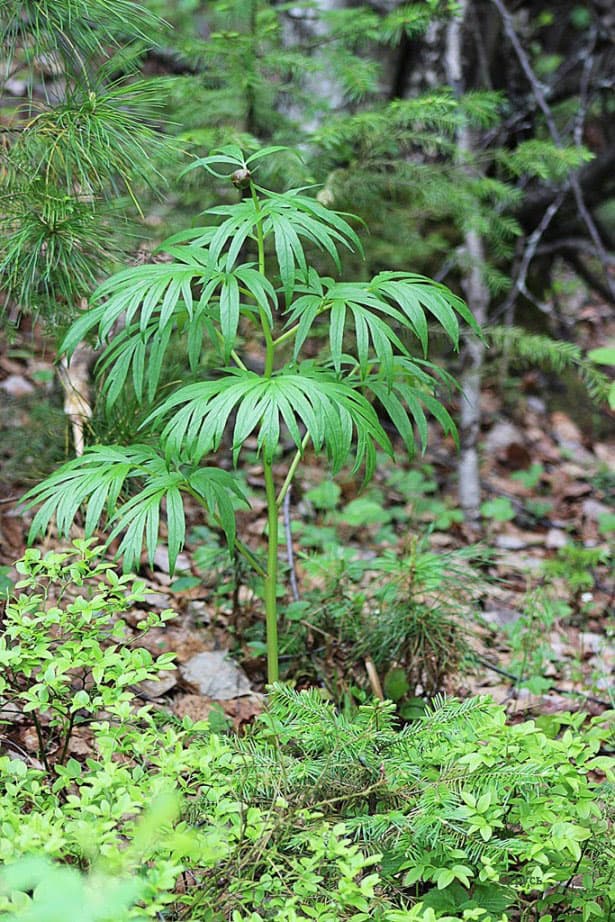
25, 146, 479, 683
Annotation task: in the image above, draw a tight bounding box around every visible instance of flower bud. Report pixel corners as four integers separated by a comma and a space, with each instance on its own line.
231, 168, 251, 189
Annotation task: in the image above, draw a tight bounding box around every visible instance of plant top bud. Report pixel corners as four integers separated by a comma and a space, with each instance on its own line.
231, 167, 251, 188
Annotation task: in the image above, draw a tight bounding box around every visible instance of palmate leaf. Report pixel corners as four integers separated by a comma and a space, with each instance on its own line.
61, 262, 205, 354
364, 358, 459, 457
181, 145, 300, 180
370, 272, 481, 353
23, 445, 248, 573
261, 190, 363, 301
149, 366, 393, 480
285, 273, 478, 373
61, 253, 277, 398
183, 186, 361, 300
94, 317, 177, 407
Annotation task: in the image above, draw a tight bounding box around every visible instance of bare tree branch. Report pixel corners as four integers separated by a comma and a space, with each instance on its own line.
490, 0, 615, 299
492, 186, 568, 322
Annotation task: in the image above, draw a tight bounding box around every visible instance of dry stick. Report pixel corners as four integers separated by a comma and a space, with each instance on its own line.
364, 655, 384, 700
473, 655, 611, 708
445, 0, 490, 523
490, 0, 615, 301
536, 237, 615, 264
57, 344, 94, 457
491, 186, 568, 323
282, 486, 300, 603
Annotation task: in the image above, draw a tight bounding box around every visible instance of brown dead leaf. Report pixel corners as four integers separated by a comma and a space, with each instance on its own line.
67, 731, 96, 758
139, 626, 213, 662
594, 442, 615, 466
172, 694, 215, 723
550, 412, 583, 447
221, 694, 264, 729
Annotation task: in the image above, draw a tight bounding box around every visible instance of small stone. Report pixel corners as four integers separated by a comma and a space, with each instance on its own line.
494, 534, 527, 550
484, 421, 525, 455
185, 600, 212, 624
153, 546, 192, 574
180, 651, 252, 700
143, 590, 172, 610
5, 78, 27, 96
551, 411, 582, 446
482, 607, 523, 627
582, 499, 611, 522
137, 670, 178, 698
0, 374, 35, 397
545, 528, 569, 549
578, 632, 604, 655
526, 396, 546, 414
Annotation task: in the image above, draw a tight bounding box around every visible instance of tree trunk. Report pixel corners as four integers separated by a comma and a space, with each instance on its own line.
278, 0, 347, 132
445, 0, 490, 524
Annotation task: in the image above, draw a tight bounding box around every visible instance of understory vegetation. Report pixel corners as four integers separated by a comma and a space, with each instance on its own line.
0, 1, 613, 920
0, 546, 613, 921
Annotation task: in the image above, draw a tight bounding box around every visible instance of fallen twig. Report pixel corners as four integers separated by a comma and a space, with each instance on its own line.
283, 486, 300, 602
472, 654, 611, 708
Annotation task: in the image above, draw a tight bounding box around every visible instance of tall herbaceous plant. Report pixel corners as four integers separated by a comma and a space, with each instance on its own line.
26, 146, 480, 682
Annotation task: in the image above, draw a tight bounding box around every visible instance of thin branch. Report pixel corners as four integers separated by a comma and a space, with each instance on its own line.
473, 655, 611, 708
492, 186, 568, 322
535, 237, 615, 264
490, 0, 615, 299
282, 487, 300, 603
572, 26, 597, 148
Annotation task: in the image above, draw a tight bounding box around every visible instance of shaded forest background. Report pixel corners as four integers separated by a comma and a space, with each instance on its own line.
1, 0, 614, 515
0, 4, 613, 921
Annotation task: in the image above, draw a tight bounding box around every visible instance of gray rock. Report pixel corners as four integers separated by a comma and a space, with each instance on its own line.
137, 671, 178, 698
484, 421, 524, 455
185, 600, 212, 624
180, 651, 252, 700
154, 546, 192, 575
482, 607, 523, 627
545, 528, 569, 549
0, 374, 35, 397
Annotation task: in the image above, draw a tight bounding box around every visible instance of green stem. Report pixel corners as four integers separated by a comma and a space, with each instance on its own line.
260, 306, 275, 377
250, 182, 275, 378
248, 181, 281, 681
234, 536, 267, 579
272, 324, 301, 349
271, 302, 330, 349
263, 459, 279, 684
250, 184, 266, 276
214, 328, 249, 371
276, 432, 310, 508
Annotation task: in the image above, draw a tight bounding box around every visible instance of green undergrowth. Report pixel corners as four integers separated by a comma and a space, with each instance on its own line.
0, 545, 613, 921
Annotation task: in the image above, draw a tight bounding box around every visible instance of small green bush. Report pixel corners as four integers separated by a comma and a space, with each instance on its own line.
0, 548, 612, 921
0, 541, 175, 771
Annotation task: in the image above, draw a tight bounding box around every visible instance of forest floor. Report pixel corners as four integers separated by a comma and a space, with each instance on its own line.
0, 297, 613, 744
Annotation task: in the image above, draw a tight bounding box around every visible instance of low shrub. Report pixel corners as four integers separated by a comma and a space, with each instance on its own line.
0, 547, 612, 921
